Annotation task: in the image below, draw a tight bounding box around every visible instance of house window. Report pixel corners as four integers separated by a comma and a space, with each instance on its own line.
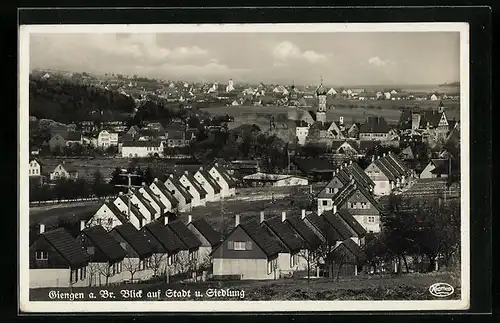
117, 261, 122, 273
290, 254, 299, 268
120, 242, 127, 250
171, 190, 175, 195
107, 218, 113, 226
186, 186, 190, 191
234, 241, 246, 250
350, 202, 356, 209
322, 200, 328, 206
35, 251, 48, 260
87, 246, 95, 255
97, 219, 102, 225
367, 216, 375, 223
227, 240, 234, 250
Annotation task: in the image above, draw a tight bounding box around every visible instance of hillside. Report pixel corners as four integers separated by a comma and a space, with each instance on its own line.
29, 76, 136, 124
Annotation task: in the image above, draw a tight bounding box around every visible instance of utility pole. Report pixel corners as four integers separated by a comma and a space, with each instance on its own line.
115, 169, 141, 220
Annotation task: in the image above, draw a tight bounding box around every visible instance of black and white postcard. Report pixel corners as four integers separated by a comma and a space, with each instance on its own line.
19, 22, 470, 312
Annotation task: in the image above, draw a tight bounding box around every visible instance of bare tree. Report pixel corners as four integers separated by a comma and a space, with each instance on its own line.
97, 263, 113, 286
86, 262, 102, 287
123, 257, 141, 283
149, 253, 165, 278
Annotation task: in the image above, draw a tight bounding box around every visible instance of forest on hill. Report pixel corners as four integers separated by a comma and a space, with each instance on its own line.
29, 76, 136, 124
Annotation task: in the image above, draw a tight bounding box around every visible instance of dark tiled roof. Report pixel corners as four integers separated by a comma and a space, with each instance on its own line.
42, 228, 89, 268
293, 158, 335, 174
167, 219, 202, 250
151, 180, 179, 207
189, 218, 222, 247
104, 202, 128, 224
183, 173, 207, 199
285, 215, 323, 249
167, 176, 193, 202
212, 165, 236, 188
420, 110, 443, 128
336, 238, 366, 262
328, 181, 382, 213
116, 196, 145, 221
140, 185, 166, 211
429, 159, 450, 175
198, 169, 222, 193
263, 216, 305, 252
305, 214, 340, 245
143, 221, 186, 254
112, 223, 153, 259
81, 225, 127, 262
322, 211, 355, 240
240, 223, 283, 258
336, 209, 367, 237
360, 116, 390, 134
131, 188, 157, 215
60, 163, 78, 173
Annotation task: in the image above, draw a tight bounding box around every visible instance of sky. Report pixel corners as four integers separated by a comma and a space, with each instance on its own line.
29, 32, 461, 86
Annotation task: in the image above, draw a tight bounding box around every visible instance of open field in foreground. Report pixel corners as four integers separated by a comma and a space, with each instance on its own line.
30, 271, 460, 301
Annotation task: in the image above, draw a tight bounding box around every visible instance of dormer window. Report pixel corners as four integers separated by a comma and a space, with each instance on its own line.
35, 251, 48, 260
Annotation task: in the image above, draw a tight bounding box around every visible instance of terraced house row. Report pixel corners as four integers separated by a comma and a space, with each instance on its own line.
88, 163, 236, 230
29, 214, 220, 288
29, 154, 410, 287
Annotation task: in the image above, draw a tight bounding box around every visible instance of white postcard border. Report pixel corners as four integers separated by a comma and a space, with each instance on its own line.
19, 22, 470, 313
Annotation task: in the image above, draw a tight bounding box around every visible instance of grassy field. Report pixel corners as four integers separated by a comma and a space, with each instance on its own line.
201, 100, 460, 131
29, 202, 102, 226
29, 271, 460, 301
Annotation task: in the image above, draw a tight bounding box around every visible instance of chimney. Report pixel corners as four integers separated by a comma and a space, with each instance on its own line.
301, 209, 306, 219
199, 166, 203, 171
349, 160, 353, 165
80, 220, 86, 231
260, 211, 265, 223
154, 177, 159, 183
39, 223, 45, 234
142, 182, 146, 187
281, 211, 286, 222
215, 162, 219, 167
235, 214, 240, 227
184, 170, 189, 175
383, 153, 386, 157
188, 215, 192, 224
169, 174, 174, 179
164, 216, 169, 225
119, 191, 124, 196
372, 155, 375, 162
333, 205, 337, 214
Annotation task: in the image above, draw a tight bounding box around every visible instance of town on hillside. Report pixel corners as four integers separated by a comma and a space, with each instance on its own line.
28, 71, 461, 299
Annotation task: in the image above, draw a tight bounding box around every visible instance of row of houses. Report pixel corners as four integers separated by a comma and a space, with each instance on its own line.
30, 214, 220, 288
89, 164, 236, 229
30, 154, 414, 287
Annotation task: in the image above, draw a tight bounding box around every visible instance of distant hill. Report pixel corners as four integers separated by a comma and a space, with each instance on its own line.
29, 76, 136, 124
439, 81, 460, 87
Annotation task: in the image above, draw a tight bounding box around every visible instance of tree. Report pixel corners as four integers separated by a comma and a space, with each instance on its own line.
149, 253, 165, 278
123, 257, 141, 283
380, 194, 460, 273
97, 263, 113, 286
92, 170, 108, 198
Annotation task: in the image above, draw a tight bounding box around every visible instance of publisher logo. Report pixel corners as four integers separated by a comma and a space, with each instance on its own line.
429, 283, 455, 297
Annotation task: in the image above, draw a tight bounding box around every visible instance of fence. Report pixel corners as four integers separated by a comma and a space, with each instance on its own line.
29, 195, 118, 207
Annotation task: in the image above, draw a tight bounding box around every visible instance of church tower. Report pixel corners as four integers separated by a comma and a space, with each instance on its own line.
315, 77, 327, 124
